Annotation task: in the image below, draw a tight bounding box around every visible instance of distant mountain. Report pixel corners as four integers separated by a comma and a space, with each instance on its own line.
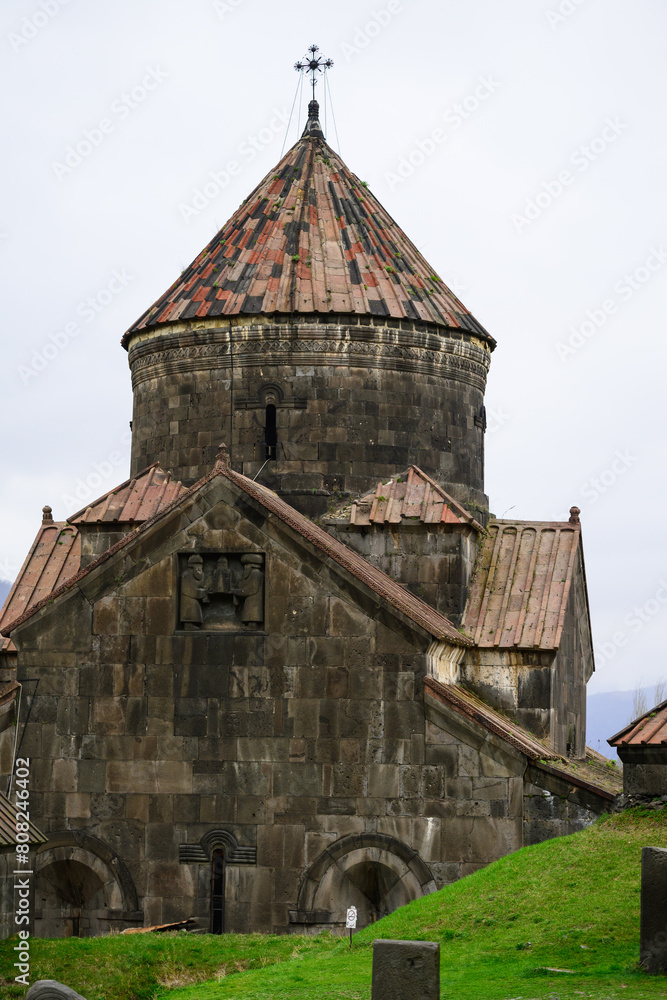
0, 580, 10, 608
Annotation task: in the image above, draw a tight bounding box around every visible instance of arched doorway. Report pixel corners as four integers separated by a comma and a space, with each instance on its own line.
34, 832, 139, 937
36, 859, 106, 937
294, 833, 436, 932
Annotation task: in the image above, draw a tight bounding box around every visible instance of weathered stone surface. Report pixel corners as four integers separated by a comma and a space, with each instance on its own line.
26, 983, 89, 1000
5, 459, 611, 939
371, 939, 440, 1000
640, 846, 667, 974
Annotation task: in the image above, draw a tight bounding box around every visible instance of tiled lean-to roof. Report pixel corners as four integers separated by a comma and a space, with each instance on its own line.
608, 699, 667, 747
0, 467, 186, 652
425, 678, 620, 798
122, 102, 492, 346
462, 517, 583, 651
0, 788, 47, 848
0, 509, 80, 653
344, 466, 483, 529
68, 464, 187, 526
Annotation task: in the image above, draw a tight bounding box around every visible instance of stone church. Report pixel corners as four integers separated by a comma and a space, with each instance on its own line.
0, 95, 620, 938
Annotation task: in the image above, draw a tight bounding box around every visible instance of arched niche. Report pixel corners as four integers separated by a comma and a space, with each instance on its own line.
294, 833, 436, 931
34, 832, 140, 938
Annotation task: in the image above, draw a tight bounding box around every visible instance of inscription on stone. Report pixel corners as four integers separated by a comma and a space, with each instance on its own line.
178, 552, 265, 631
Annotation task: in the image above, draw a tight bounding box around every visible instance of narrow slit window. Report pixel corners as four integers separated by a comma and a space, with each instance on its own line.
264, 403, 277, 460
210, 849, 225, 934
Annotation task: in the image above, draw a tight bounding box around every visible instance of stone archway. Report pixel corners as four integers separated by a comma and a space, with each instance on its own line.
34, 832, 140, 938
293, 833, 436, 932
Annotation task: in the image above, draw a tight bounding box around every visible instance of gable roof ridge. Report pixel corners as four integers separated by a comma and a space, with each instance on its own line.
223, 467, 471, 646
0, 520, 81, 651
409, 466, 482, 529
1, 467, 220, 637
608, 697, 667, 745
2, 463, 471, 648
67, 463, 162, 523
424, 676, 562, 760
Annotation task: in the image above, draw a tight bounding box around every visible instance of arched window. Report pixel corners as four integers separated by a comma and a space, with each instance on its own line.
264, 403, 277, 460
210, 849, 225, 934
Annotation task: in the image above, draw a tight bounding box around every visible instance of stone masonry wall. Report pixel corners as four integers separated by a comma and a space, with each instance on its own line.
127, 316, 491, 516
323, 522, 479, 624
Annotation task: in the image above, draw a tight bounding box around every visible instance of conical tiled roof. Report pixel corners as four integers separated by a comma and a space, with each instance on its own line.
122, 103, 492, 346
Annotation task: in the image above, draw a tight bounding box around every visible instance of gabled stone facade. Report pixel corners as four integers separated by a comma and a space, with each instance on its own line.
0, 96, 621, 940
1, 462, 618, 938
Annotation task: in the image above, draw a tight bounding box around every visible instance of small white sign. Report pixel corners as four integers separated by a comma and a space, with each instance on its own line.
346, 906, 357, 929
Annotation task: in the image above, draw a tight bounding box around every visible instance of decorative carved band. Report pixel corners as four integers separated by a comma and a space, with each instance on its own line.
130, 337, 489, 391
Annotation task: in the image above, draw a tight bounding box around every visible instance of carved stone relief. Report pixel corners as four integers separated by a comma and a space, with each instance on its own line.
178, 553, 265, 631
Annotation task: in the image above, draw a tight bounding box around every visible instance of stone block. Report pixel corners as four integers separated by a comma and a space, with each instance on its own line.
126, 794, 150, 823
368, 764, 399, 799
25, 982, 89, 1000
173, 794, 200, 823
93, 596, 120, 636
78, 760, 106, 793
52, 758, 77, 793
273, 762, 321, 797
640, 846, 667, 974
65, 793, 90, 819
371, 939, 440, 1000
458, 745, 480, 777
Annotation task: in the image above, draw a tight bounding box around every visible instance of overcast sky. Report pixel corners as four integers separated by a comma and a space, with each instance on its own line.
1, 0, 665, 697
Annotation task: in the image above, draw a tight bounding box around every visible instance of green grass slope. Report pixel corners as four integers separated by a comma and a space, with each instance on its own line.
1, 810, 666, 1000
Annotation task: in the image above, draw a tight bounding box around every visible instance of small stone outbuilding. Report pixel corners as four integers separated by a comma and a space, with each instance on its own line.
609, 701, 667, 803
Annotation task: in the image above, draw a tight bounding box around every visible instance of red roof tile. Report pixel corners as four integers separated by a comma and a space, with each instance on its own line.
0, 514, 80, 653
122, 105, 492, 347
608, 699, 667, 746
68, 464, 187, 525
462, 519, 582, 650
346, 466, 482, 529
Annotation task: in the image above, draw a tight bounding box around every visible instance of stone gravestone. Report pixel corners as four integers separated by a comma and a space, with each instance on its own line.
25, 982, 89, 1000
371, 939, 440, 999
640, 846, 667, 974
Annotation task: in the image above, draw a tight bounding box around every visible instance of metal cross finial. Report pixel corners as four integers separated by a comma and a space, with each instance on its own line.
294, 44, 333, 101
